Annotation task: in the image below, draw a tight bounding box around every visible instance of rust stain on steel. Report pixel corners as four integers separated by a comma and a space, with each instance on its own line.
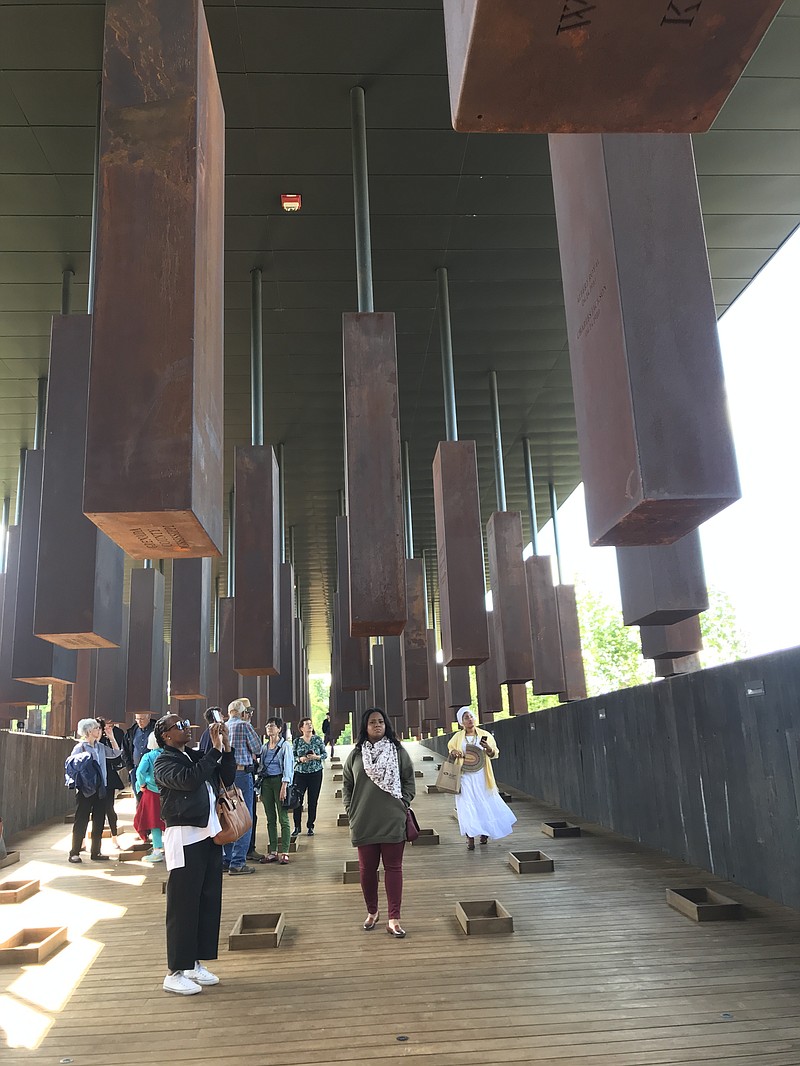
85, 0, 224, 558
525, 554, 566, 696
486, 512, 534, 684
343, 313, 407, 637
550, 133, 740, 547
442, 0, 783, 133
433, 441, 489, 666
617, 530, 708, 627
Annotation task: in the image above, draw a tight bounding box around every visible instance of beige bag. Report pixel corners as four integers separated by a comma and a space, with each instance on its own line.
435, 753, 462, 794
213, 784, 253, 845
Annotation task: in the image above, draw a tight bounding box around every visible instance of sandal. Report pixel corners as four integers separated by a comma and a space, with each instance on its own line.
480, 835, 489, 845
259, 853, 278, 864
278, 853, 289, 864
363, 912, 380, 931
466, 837, 475, 851
386, 921, 406, 938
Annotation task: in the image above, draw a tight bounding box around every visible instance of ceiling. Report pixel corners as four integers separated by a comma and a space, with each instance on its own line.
0, 0, 798, 672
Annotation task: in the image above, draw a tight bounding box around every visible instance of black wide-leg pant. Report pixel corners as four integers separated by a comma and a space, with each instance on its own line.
165, 836, 223, 972
70, 791, 105, 858
293, 770, 323, 831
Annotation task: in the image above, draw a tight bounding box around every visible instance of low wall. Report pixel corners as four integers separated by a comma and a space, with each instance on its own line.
0, 731, 75, 842
426, 645, 800, 910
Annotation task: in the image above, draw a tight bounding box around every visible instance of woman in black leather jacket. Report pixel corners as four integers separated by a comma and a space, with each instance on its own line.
153, 711, 235, 996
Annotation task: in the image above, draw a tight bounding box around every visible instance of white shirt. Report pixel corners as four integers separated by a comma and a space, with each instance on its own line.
162, 751, 223, 871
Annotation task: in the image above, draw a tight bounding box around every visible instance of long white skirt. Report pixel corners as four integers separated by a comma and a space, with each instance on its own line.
456, 771, 517, 840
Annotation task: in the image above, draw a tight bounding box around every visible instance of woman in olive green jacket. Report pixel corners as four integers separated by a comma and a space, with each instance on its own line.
343, 707, 415, 938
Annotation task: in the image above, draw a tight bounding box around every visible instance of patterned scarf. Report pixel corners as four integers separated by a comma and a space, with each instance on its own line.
360, 736, 402, 799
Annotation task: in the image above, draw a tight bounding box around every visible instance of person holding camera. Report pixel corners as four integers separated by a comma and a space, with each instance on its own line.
291, 716, 327, 839
65, 718, 124, 864
154, 712, 235, 996
447, 707, 516, 850
256, 716, 294, 864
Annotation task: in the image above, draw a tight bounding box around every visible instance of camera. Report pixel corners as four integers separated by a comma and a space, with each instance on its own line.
209, 707, 223, 723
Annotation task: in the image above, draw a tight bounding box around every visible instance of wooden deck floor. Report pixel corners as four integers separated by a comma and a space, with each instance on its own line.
3, 742, 800, 1065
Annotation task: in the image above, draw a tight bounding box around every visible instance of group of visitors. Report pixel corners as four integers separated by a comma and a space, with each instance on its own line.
65, 696, 512, 995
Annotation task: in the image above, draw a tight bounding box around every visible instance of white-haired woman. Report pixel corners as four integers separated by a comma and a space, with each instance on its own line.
64, 718, 124, 864
447, 707, 516, 850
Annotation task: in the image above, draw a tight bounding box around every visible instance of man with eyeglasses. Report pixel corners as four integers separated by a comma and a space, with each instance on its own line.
153, 711, 234, 996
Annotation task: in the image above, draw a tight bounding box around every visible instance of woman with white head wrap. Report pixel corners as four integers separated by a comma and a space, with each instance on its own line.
447, 706, 516, 850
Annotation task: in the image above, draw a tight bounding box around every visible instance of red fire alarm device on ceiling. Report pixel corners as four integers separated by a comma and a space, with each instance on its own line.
281, 194, 302, 212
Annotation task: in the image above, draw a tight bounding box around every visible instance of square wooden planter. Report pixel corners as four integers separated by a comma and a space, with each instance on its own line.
422, 756, 434, 761
0, 852, 20, 870
334, 789, 343, 799
115, 849, 148, 862
498, 792, 514, 803
541, 821, 580, 838
64, 812, 75, 823
333, 773, 343, 782
0, 926, 68, 965
414, 771, 424, 778
666, 887, 742, 922
426, 785, 441, 794
129, 841, 152, 852
342, 859, 381, 884
412, 829, 439, 846
508, 850, 554, 874
337, 813, 349, 827
288, 839, 299, 854
228, 912, 285, 950
0, 878, 40, 905
456, 900, 513, 936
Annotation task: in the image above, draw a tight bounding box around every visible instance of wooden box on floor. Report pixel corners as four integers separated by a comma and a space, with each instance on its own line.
426, 785, 441, 794
342, 860, 380, 884
508, 851, 554, 875
422, 756, 434, 762
334, 789, 342, 799
541, 821, 580, 838
412, 829, 439, 846
333, 773, 343, 782
0, 878, 40, 904
115, 848, 150, 862
337, 813, 349, 827
288, 840, 299, 854
0, 926, 68, 965
0, 852, 20, 869
456, 900, 513, 936
228, 913, 285, 950
414, 770, 423, 778
666, 887, 742, 922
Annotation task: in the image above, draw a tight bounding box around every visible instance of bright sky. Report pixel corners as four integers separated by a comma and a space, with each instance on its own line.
531, 225, 800, 658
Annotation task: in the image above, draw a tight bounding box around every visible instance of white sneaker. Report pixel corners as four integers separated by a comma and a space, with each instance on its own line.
142, 849, 164, 863
163, 971, 202, 995
183, 963, 219, 986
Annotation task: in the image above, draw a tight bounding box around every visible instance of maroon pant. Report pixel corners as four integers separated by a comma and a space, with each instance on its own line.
357, 841, 405, 920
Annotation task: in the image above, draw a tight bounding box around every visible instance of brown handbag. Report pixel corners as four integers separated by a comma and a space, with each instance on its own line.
212, 783, 253, 845
435, 753, 462, 794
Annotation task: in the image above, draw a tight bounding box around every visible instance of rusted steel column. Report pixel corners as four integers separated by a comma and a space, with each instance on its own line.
641, 615, 703, 661
402, 559, 429, 702
433, 441, 489, 666
476, 615, 503, 716
255, 675, 268, 733
507, 684, 529, 716
0, 534, 47, 707
556, 586, 588, 703
423, 628, 442, 732
234, 445, 280, 675
371, 643, 387, 712
549, 133, 740, 547
36, 315, 123, 649
217, 597, 239, 711
445, 664, 472, 709
125, 567, 165, 715
525, 555, 566, 696
442, 1, 783, 133
11, 452, 77, 684
95, 615, 128, 723
170, 557, 211, 700
335, 517, 370, 691
655, 653, 702, 678
343, 313, 407, 636
71, 650, 95, 731
486, 512, 534, 684
382, 635, 405, 723
270, 563, 297, 708
617, 530, 708, 626
85, 0, 224, 558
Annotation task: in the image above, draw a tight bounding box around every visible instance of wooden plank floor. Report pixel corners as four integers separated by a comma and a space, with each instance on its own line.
3, 742, 800, 1064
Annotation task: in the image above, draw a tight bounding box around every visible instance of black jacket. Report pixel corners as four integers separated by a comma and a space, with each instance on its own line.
154, 745, 236, 828
122, 719, 157, 772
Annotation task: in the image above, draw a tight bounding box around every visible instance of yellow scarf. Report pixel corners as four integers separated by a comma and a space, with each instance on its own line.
447, 728, 499, 791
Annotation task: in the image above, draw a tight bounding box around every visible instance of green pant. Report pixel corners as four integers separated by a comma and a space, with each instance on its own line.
260, 775, 291, 853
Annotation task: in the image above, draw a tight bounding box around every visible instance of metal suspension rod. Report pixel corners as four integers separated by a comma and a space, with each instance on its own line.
522, 437, 539, 556
15, 449, 26, 525
0, 496, 9, 573
402, 439, 414, 558
488, 370, 507, 511
227, 488, 235, 596
350, 86, 374, 313
338, 488, 346, 517
250, 267, 264, 447
549, 481, 564, 585
288, 525, 295, 570
278, 442, 286, 565
436, 267, 458, 442
61, 268, 74, 316
34, 376, 47, 450
87, 80, 102, 314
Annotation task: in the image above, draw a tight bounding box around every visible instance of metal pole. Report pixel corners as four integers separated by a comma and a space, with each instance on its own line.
250, 267, 264, 447
549, 482, 564, 585
522, 437, 539, 556
87, 80, 102, 314
143, 559, 152, 570
15, 449, 26, 524
34, 377, 47, 450
350, 86, 374, 313
437, 267, 458, 442
61, 268, 74, 317
227, 488, 235, 597
288, 525, 296, 570
402, 440, 414, 558
488, 370, 507, 512
278, 442, 286, 565
338, 488, 346, 517
0, 496, 9, 572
